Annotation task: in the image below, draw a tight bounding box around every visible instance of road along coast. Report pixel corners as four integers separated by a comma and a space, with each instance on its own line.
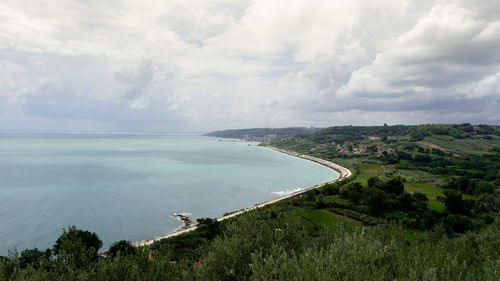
132, 146, 352, 247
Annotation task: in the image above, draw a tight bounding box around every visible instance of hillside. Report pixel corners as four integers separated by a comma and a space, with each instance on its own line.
270, 124, 499, 219
204, 127, 322, 141
2, 124, 499, 281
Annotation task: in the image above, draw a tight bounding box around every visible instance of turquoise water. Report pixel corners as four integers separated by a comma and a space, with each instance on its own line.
0, 133, 338, 254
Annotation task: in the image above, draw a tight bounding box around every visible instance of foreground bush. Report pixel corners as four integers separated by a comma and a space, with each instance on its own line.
1, 215, 499, 281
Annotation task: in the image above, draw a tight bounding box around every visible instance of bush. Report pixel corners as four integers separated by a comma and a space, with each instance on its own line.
19, 248, 51, 269
475, 194, 500, 214
443, 189, 474, 215
108, 240, 136, 258
197, 218, 221, 240
53, 226, 102, 267
322, 183, 340, 195
363, 188, 388, 214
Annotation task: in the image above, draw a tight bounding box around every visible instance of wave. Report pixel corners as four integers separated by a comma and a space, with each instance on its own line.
272, 188, 303, 196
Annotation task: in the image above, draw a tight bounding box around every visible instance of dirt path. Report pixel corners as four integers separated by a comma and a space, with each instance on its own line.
320, 209, 364, 226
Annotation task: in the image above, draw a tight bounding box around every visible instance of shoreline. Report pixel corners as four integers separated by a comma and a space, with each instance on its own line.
132, 146, 352, 247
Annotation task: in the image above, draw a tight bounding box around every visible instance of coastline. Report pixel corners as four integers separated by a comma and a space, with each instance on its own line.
132, 146, 352, 247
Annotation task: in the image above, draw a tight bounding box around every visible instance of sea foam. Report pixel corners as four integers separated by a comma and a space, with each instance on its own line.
272, 188, 304, 196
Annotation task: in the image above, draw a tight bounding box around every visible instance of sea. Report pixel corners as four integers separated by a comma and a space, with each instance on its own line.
0, 133, 338, 254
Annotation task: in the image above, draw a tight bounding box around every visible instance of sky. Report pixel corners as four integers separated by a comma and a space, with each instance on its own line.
0, 0, 499, 132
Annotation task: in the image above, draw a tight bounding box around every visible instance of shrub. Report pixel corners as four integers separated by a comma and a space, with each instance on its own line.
108, 240, 136, 258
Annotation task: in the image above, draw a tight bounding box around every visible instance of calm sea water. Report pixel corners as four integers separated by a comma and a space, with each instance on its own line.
0, 133, 338, 254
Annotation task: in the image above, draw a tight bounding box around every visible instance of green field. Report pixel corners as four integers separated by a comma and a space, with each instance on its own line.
395, 169, 444, 185
405, 182, 443, 198
330, 208, 363, 220
405, 182, 476, 201
428, 199, 446, 212
322, 195, 352, 207
301, 210, 361, 230
301, 210, 346, 226
353, 175, 371, 185
358, 163, 383, 176
400, 229, 421, 244
354, 163, 383, 184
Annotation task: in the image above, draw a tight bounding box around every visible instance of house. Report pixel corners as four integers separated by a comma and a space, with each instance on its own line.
358, 144, 368, 153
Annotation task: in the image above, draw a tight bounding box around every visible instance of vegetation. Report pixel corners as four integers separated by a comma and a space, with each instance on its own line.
1, 124, 499, 280
107, 240, 136, 258
204, 127, 322, 141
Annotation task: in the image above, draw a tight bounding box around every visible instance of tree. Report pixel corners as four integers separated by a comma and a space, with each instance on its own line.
364, 188, 388, 214
197, 218, 221, 240
341, 182, 363, 199
348, 190, 361, 204
475, 182, 494, 195
443, 189, 474, 215
367, 177, 382, 188
475, 194, 500, 214
413, 192, 428, 202
386, 177, 405, 195
396, 193, 415, 212
322, 183, 340, 195
412, 192, 429, 212
443, 214, 475, 234
414, 154, 431, 163
108, 240, 136, 258
397, 151, 412, 160
53, 226, 102, 268
19, 248, 51, 269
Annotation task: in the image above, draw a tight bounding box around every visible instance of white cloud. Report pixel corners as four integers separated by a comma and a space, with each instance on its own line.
324, 0, 500, 120
0, 0, 499, 131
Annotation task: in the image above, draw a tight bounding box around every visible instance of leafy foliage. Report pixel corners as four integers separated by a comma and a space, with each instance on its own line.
107, 240, 136, 258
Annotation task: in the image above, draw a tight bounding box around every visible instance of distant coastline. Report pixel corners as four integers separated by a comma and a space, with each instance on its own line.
132, 145, 351, 247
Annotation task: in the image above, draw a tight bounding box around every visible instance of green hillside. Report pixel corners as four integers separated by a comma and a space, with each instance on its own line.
205, 127, 322, 141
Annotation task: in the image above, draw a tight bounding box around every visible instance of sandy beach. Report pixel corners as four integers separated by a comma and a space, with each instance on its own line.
132, 146, 352, 247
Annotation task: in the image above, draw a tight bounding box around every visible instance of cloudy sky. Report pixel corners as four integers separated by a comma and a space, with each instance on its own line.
0, 0, 499, 132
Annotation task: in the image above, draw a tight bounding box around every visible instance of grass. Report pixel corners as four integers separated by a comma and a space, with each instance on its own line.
301, 210, 346, 227
353, 175, 371, 185
405, 182, 476, 200
301, 210, 362, 230
354, 163, 384, 185
395, 169, 444, 185
405, 182, 444, 198
405, 182, 476, 213
330, 208, 363, 220
400, 229, 421, 244
322, 195, 352, 206
428, 199, 446, 212
462, 193, 476, 200
358, 163, 383, 176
